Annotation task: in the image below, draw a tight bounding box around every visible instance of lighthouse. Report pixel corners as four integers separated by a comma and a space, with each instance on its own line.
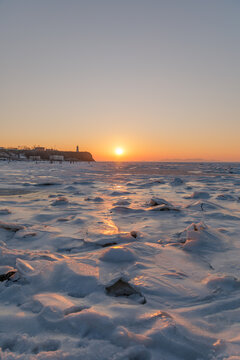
76, 145, 79, 152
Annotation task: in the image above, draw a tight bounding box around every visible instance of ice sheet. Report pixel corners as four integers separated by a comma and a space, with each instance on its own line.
0, 161, 240, 359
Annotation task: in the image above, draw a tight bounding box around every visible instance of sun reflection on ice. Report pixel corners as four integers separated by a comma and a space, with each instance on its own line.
101, 218, 119, 235
133, 275, 145, 286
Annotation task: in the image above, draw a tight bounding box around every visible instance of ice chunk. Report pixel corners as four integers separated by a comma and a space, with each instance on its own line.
216, 194, 237, 201
0, 208, 11, 215
0, 221, 25, 232
170, 177, 184, 186
148, 197, 172, 207
188, 191, 210, 199
100, 246, 136, 263
51, 196, 69, 206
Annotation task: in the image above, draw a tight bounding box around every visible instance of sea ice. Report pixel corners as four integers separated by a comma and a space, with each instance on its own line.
0, 161, 239, 359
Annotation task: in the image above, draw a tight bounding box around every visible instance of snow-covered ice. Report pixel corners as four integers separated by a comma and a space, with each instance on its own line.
0, 161, 240, 359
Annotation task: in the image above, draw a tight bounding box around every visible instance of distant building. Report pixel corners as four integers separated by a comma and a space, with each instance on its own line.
29, 155, 41, 161
49, 155, 64, 161
76, 145, 79, 152
0, 152, 10, 160
19, 154, 27, 160
10, 153, 19, 160
34, 147, 45, 151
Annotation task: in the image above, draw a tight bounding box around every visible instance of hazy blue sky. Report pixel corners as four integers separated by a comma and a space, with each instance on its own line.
1, 0, 239, 160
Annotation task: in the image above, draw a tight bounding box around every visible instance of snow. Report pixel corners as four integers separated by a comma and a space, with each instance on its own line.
0, 161, 240, 359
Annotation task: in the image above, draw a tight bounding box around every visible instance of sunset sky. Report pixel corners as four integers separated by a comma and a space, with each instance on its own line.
0, 0, 239, 161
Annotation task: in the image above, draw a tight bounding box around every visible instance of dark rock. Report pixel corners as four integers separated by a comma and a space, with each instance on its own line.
35, 182, 60, 187
101, 242, 117, 248
130, 231, 138, 239
148, 204, 180, 212
0, 271, 16, 282
106, 279, 146, 304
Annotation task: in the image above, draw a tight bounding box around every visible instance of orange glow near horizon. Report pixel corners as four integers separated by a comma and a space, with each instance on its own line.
1, 107, 240, 162
2, 137, 240, 162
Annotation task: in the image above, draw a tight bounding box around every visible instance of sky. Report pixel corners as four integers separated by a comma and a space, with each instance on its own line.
0, 0, 239, 161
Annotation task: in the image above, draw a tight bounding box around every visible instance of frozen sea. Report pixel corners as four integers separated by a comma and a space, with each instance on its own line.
0, 161, 240, 360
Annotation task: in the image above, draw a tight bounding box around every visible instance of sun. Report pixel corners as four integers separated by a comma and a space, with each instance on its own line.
115, 147, 124, 156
